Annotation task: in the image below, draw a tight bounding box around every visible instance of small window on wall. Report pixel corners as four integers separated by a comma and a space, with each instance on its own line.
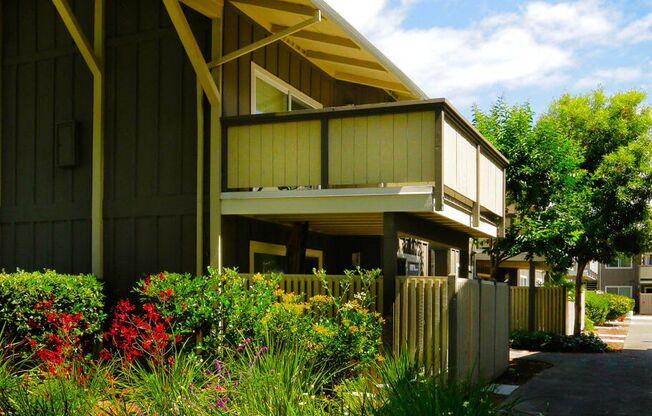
606, 254, 632, 269
251, 63, 321, 114
605, 286, 633, 298
642, 254, 652, 266
249, 241, 323, 273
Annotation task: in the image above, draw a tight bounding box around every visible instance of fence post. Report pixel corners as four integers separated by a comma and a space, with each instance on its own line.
447, 274, 458, 380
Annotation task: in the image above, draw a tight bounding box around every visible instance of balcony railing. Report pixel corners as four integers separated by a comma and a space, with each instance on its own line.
221, 99, 508, 217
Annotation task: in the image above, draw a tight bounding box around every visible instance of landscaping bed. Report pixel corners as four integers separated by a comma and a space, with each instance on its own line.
0, 269, 509, 416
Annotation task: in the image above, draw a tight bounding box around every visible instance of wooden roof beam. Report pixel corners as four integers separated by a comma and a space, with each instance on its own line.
306, 50, 384, 71
333, 71, 412, 94
270, 24, 359, 49
162, 0, 221, 107
230, 0, 316, 16
180, 0, 224, 18
51, 0, 102, 77
209, 10, 321, 68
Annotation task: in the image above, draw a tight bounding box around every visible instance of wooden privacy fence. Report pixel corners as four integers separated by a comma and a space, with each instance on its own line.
239, 274, 510, 382
510, 287, 583, 335
240, 273, 384, 313
452, 279, 509, 383
393, 277, 449, 376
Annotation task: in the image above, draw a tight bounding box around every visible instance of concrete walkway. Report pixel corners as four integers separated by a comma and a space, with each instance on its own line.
506, 316, 652, 415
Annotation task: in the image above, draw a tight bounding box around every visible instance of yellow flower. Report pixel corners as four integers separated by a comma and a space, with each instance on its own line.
348, 325, 359, 334
252, 273, 263, 283
312, 323, 334, 337
309, 294, 332, 304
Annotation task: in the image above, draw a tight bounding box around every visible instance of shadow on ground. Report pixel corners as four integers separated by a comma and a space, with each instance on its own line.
504, 316, 652, 416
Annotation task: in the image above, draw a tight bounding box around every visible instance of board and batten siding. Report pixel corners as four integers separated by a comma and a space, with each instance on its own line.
227, 120, 321, 188
479, 152, 504, 215
329, 112, 435, 186
102, 0, 207, 297
443, 119, 477, 201
1, 0, 93, 274
221, 2, 392, 118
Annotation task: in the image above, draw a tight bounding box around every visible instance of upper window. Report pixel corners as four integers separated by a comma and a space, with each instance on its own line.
606, 254, 633, 269
251, 63, 321, 114
605, 286, 633, 298
642, 254, 652, 266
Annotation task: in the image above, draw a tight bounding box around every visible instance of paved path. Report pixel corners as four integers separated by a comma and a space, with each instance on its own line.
506, 316, 652, 415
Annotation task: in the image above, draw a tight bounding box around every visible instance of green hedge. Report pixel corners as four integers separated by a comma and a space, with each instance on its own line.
585, 291, 635, 325
510, 330, 609, 353
585, 291, 610, 325
0, 270, 105, 345
605, 293, 635, 321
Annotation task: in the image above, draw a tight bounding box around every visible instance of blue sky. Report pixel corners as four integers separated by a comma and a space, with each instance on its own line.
325, 0, 652, 118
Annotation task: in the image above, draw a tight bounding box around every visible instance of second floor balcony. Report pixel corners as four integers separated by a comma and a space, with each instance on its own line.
220, 99, 508, 238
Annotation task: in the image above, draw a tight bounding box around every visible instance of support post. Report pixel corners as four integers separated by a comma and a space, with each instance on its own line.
209, 17, 223, 270
473, 144, 481, 227
528, 258, 536, 331
382, 212, 398, 348
52, 0, 105, 278
196, 81, 204, 276
458, 240, 471, 279
91, 0, 105, 278
434, 109, 445, 210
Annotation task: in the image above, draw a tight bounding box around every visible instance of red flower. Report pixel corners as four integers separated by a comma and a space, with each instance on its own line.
159, 272, 165, 281
144, 276, 151, 288
166, 288, 173, 298
28, 339, 36, 347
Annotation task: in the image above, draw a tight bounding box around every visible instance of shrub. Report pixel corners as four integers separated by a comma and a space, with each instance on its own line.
585, 291, 610, 325
340, 349, 512, 416
510, 330, 609, 353
135, 271, 221, 342
605, 293, 634, 321
0, 270, 105, 357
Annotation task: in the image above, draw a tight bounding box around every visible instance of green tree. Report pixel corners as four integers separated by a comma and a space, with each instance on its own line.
473, 99, 583, 281
545, 89, 652, 334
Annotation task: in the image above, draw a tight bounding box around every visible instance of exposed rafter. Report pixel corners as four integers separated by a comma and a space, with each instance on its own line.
180, 0, 224, 18
230, 0, 316, 16
162, 0, 221, 107
51, 0, 101, 77
306, 50, 384, 71
333, 71, 411, 94
270, 24, 359, 49
209, 10, 322, 68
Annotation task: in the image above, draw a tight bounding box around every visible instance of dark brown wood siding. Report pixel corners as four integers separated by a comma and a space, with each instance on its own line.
102, 0, 207, 297
0, 0, 93, 274
0, 0, 393, 295
221, 2, 392, 117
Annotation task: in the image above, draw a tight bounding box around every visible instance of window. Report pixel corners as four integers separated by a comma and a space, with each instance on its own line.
249, 241, 323, 273
606, 254, 632, 269
642, 254, 652, 266
251, 63, 321, 114
605, 286, 633, 298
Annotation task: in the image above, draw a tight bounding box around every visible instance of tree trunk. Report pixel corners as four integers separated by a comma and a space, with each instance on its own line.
574, 261, 587, 336
528, 258, 536, 331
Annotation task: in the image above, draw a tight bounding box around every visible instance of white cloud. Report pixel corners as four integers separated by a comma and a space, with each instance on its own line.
324, 0, 643, 102
618, 13, 652, 43
575, 66, 645, 89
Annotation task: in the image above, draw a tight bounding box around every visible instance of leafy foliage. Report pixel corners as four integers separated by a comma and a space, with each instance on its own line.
0, 270, 105, 358
473, 99, 584, 279
545, 89, 652, 333
510, 330, 609, 353
585, 291, 610, 325
605, 293, 635, 321
340, 349, 512, 416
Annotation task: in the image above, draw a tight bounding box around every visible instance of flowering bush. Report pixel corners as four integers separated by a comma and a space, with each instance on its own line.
0, 270, 105, 356
136, 271, 220, 341
103, 299, 181, 363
